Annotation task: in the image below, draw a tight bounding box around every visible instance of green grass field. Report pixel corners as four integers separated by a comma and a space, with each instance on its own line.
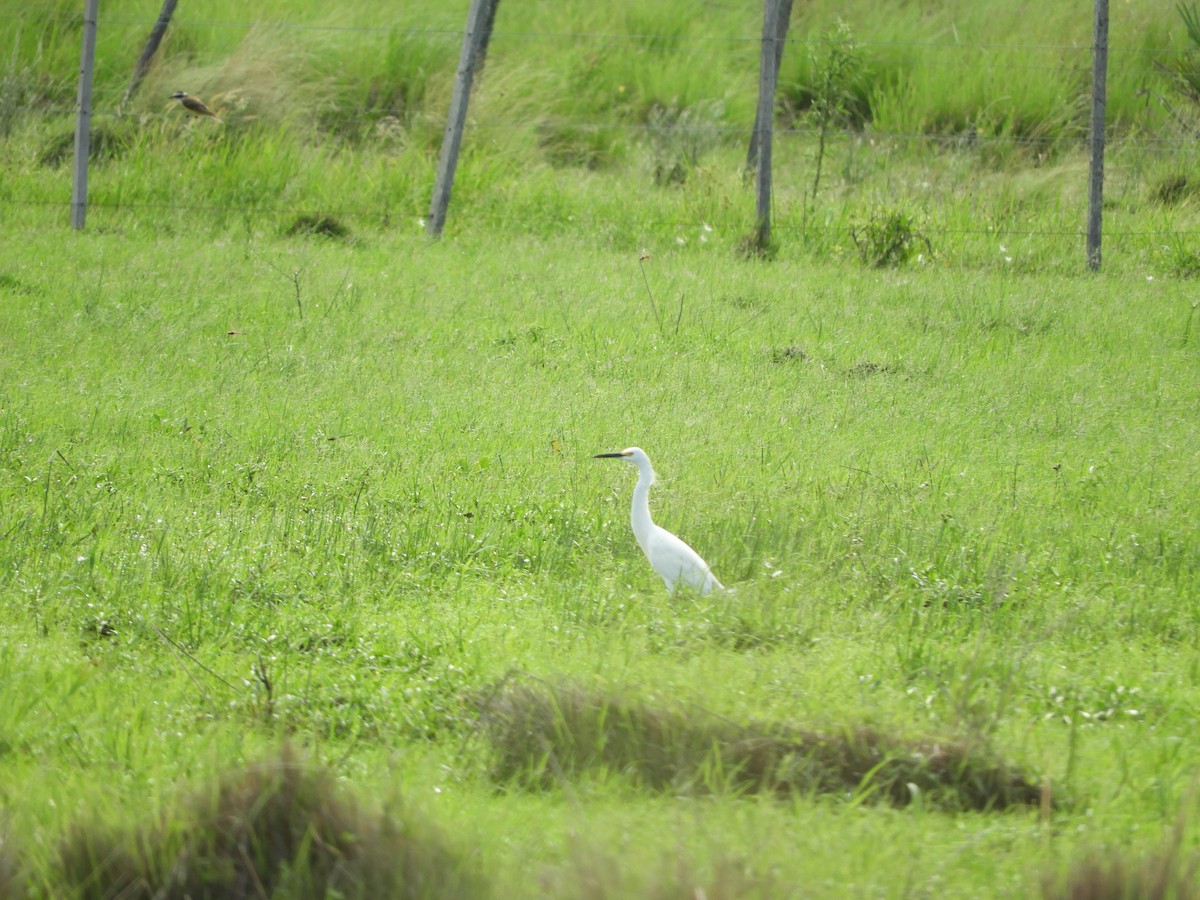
2, 1, 1200, 897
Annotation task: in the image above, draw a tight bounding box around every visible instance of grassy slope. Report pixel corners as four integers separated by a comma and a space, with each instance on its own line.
2, 228, 1198, 893
2, 0, 1200, 896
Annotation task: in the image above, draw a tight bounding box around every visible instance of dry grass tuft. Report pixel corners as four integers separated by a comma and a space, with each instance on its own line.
55, 744, 484, 900
541, 840, 779, 900
0, 828, 23, 900
1043, 811, 1200, 900
474, 677, 1042, 811
147, 27, 325, 131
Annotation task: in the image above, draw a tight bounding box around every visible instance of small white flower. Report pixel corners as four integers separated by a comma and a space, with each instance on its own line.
676, 236, 686, 245
417, 217, 425, 228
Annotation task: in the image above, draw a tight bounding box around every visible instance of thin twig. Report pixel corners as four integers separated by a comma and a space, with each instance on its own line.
727, 308, 766, 336
254, 654, 275, 721
262, 257, 309, 320
638, 253, 663, 337
151, 624, 238, 694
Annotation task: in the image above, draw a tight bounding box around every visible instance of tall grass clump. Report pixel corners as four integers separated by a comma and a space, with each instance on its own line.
53, 745, 486, 900
781, 0, 1169, 158
2, 2, 86, 114
474, 677, 1043, 811
135, 26, 328, 131
1149, 2, 1200, 140
309, 28, 457, 144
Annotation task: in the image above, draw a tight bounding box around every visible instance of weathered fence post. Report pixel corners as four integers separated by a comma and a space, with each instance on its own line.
426, 0, 501, 238
752, 0, 785, 251
71, 0, 99, 230
120, 0, 179, 114
747, 0, 792, 171
1086, 0, 1108, 271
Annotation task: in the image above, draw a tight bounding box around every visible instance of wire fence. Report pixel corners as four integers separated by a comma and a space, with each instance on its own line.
3, 4, 1199, 253
14, 115, 1200, 157
7, 196, 1195, 244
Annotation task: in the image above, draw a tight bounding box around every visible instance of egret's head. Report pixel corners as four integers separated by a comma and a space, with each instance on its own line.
594, 446, 654, 474
594, 447, 639, 460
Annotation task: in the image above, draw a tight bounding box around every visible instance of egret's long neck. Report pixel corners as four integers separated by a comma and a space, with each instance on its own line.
630, 461, 656, 550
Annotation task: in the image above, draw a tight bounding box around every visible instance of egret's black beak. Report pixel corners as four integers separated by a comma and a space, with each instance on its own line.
593, 452, 626, 459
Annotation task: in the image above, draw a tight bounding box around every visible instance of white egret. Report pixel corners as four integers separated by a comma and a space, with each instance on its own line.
594, 447, 723, 595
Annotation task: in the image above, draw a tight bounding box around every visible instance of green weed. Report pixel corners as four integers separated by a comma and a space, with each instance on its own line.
851, 207, 931, 267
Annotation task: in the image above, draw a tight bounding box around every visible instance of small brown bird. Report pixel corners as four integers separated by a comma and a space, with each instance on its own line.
170, 91, 220, 122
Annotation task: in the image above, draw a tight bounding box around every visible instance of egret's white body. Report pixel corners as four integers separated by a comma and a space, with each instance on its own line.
594, 447, 723, 595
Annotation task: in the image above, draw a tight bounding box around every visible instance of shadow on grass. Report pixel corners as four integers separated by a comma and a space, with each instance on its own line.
53, 744, 485, 900
473, 675, 1043, 812
284, 213, 351, 239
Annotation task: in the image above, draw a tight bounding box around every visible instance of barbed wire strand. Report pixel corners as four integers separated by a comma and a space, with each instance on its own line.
9, 101, 1200, 152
